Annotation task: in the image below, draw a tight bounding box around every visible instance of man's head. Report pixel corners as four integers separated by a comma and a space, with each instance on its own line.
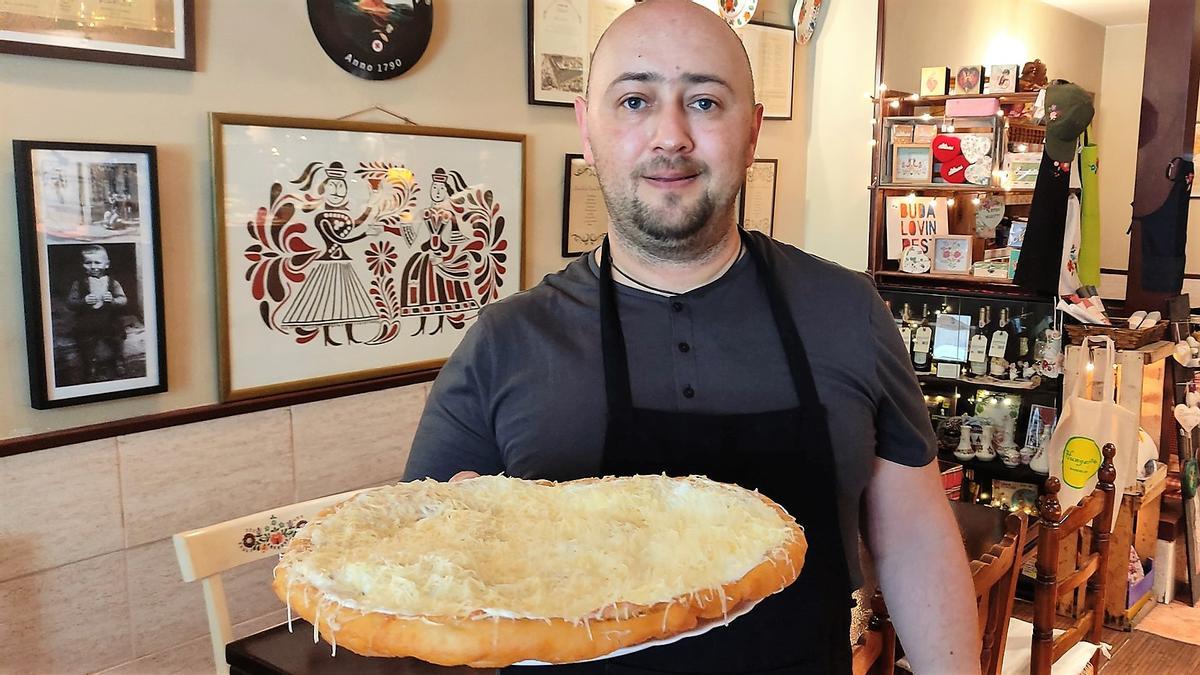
81, 245, 110, 277
575, 0, 762, 262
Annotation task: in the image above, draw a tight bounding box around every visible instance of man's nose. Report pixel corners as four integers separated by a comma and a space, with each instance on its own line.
650, 104, 694, 155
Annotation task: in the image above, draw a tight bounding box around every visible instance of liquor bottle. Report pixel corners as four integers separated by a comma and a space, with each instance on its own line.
989, 307, 1018, 376
1015, 313, 1031, 360
913, 304, 933, 373
898, 302, 914, 359
968, 307, 990, 376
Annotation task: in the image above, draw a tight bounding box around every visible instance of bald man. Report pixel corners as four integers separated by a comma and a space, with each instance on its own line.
405, 1, 980, 672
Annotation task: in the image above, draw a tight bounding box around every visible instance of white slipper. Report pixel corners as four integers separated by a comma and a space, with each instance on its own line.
1127, 310, 1147, 329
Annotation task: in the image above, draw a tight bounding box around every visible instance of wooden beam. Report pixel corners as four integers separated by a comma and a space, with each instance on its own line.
1127, 0, 1200, 309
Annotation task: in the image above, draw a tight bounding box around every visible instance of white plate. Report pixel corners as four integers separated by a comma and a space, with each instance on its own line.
512, 599, 761, 666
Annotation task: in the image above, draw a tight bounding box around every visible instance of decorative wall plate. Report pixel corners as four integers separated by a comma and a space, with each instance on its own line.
308, 0, 433, 80
721, 0, 758, 28
794, 0, 823, 44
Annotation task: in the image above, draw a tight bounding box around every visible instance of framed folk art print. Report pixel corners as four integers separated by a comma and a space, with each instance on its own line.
211, 113, 526, 401
0, 0, 195, 70
13, 140, 168, 408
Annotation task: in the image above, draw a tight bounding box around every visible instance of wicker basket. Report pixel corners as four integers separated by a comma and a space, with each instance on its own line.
1008, 121, 1046, 147
1063, 320, 1169, 350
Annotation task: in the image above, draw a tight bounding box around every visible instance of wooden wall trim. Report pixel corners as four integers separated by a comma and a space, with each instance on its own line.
0, 368, 438, 459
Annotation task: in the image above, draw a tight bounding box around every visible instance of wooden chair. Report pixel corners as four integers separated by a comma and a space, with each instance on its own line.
1001, 444, 1118, 675
853, 503, 1026, 675
172, 489, 363, 675
1029, 443, 1118, 675
968, 509, 1027, 675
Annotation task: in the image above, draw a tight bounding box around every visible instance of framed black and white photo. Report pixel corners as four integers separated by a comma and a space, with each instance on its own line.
0, 0, 195, 70
562, 153, 609, 256
13, 141, 167, 408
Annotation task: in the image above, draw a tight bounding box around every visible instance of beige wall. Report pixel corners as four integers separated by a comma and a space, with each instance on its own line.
0, 0, 810, 441
882, 0, 1106, 94
800, 0, 877, 269
1096, 22, 1147, 274
0, 384, 426, 674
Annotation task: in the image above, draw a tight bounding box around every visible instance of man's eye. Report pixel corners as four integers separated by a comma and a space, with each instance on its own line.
690, 99, 716, 111
621, 97, 646, 110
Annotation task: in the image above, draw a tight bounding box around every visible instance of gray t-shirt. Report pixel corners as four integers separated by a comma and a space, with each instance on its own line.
403, 232, 936, 587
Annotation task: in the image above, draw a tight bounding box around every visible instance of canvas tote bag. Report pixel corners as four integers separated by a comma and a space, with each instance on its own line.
1046, 336, 1139, 529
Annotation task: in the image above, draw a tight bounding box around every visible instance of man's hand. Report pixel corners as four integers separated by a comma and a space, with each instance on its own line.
449, 471, 481, 482
864, 458, 981, 674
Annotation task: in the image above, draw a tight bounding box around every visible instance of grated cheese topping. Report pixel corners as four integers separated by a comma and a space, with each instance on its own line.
280, 475, 795, 621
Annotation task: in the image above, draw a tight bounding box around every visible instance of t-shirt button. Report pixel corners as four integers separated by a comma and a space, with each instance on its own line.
671, 301, 684, 313
682, 386, 695, 398
678, 342, 690, 353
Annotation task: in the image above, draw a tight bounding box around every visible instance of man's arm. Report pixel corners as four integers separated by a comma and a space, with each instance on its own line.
863, 458, 980, 674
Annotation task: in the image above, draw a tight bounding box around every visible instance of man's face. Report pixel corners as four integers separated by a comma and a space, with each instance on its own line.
575, 0, 762, 260
82, 252, 109, 277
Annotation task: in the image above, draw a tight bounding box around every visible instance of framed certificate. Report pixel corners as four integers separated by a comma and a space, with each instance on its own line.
739, 22, 795, 119
739, 158, 777, 236
562, 153, 610, 256
528, 0, 635, 106
0, 0, 195, 70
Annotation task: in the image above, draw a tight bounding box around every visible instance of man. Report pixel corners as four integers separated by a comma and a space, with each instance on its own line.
403, 1, 980, 672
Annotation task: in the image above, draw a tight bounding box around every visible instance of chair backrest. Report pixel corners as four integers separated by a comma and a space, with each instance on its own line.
851, 588, 895, 675
1031, 443, 1118, 675
172, 488, 364, 674
970, 510, 1026, 675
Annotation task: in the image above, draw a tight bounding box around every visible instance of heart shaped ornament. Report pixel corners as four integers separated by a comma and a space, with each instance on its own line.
899, 246, 932, 273
965, 161, 992, 185
1175, 403, 1200, 433
974, 195, 1005, 237
961, 135, 992, 164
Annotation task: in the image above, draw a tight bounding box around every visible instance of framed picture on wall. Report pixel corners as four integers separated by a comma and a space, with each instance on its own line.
13, 141, 168, 408
0, 0, 195, 70
212, 114, 526, 401
739, 158, 778, 236
562, 153, 610, 256
528, 0, 636, 106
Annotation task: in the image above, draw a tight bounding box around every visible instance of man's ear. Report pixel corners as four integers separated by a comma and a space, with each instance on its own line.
746, 103, 765, 167
574, 96, 595, 165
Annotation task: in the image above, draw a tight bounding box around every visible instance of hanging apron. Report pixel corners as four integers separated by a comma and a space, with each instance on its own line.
506, 231, 853, 674
1137, 156, 1193, 293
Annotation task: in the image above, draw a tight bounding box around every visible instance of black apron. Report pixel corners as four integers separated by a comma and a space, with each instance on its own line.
506, 231, 852, 674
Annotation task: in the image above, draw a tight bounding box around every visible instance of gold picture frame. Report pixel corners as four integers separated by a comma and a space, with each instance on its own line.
211, 113, 527, 401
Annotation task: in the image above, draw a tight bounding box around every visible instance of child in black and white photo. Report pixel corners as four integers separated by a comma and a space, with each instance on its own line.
65, 244, 129, 381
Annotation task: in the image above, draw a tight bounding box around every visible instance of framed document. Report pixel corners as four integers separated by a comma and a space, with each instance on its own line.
0, 0, 195, 70
751, 0, 794, 28
562, 153, 610, 256
212, 113, 526, 401
739, 158, 777, 236
527, 0, 635, 106
739, 22, 795, 119
13, 141, 168, 408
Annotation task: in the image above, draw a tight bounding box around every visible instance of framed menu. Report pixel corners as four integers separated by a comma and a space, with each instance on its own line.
562, 154, 610, 256
751, 0, 794, 28
528, 0, 635, 106
0, 0, 195, 70
740, 158, 777, 236
739, 22, 795, 119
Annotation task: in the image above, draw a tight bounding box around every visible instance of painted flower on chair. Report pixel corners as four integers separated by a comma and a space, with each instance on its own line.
237, 515, 308, 553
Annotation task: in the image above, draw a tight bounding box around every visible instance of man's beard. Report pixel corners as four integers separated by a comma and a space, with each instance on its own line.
597, 160, 735, 262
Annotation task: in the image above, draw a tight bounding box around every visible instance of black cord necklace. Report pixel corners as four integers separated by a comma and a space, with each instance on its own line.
609, 236, 744, 296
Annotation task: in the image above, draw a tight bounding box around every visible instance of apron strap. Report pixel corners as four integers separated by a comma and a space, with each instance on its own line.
743, 234, 823, 410
599, 238, 636, 422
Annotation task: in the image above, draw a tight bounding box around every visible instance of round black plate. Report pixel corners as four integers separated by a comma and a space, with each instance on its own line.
307, 0, 433, 80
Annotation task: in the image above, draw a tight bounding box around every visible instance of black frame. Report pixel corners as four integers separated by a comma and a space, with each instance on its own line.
739, 157, 778, 236
561, 152, 609, 257
13, 140, 168, 408
0, 0, 195, 71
